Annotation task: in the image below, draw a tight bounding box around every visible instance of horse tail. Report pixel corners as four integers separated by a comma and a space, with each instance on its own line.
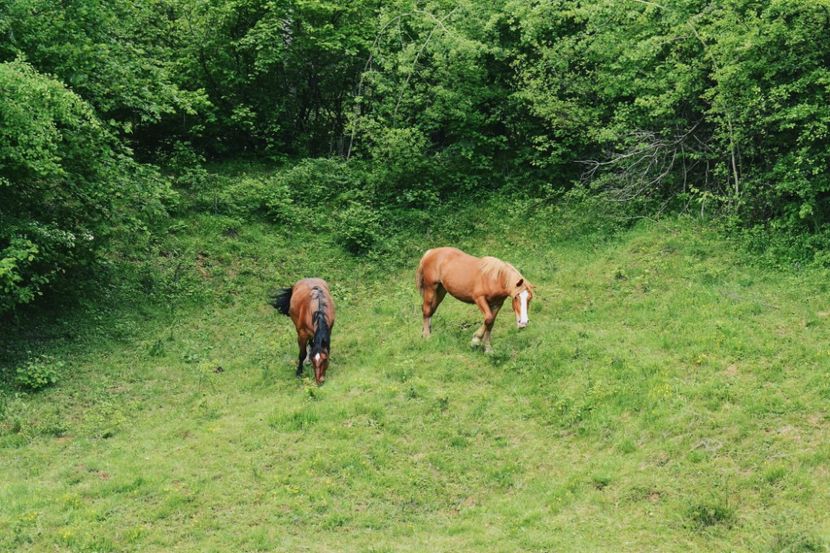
415, 249, 431, 295
269, 287, 293, 315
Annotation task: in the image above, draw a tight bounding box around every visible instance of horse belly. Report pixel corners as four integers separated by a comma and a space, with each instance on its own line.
440, 272, 478, 304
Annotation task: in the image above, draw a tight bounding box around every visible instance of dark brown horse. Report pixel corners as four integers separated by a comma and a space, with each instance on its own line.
416, 247, 534, 352
270, 278, 335, 384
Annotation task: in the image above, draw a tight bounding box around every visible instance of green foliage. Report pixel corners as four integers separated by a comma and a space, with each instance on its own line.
4, 0, 829, 267
262, 158, 368, 223
233, 158, 388, 254
703, 1, 830, 230
0, 0, 207, 139
504, 0, 830, 239
172, 0, 380, 156
14, 355, 63, 391
363, 126, 439, 203
350, 1, 517, 193
0, 61, 171, 312
346, 0, 830, 251
0, 238, 43, 311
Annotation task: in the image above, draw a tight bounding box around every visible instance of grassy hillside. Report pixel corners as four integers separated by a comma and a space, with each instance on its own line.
1, 171, 829, 552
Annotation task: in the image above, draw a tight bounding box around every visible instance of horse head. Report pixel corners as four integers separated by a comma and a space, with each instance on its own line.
311, 351, 329, 384
511, 278, 534, 329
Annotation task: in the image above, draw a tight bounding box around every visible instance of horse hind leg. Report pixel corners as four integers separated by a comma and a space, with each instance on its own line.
421, 286, 435, 338
421, 284, 446, 338
296, 336, 309, 377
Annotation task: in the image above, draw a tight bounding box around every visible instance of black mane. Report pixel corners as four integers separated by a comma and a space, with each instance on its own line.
310, 286, 331, 355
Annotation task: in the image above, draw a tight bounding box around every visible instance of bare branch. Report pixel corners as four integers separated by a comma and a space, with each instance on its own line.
578, 123, 709, 205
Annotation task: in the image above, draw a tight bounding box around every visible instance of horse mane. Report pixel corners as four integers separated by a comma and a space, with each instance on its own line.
269, 287, 292, 315
480, 256, 523, 291
310, 286, 331, 355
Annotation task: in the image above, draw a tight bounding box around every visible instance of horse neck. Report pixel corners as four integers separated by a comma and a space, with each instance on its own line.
310, 287, 325, 315
491, 264, 522, 296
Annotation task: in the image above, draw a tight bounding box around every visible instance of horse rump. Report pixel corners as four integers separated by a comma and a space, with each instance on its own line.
415, 249, 432, 294
269, 287, 293, 315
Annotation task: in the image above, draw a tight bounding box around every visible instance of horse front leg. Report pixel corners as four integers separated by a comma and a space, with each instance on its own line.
471, 323, 486, 348
481, 301, 503, 353
472, 297, 495, 352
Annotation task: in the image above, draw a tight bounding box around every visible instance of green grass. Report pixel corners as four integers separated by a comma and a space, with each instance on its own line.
2, 188, 830, 551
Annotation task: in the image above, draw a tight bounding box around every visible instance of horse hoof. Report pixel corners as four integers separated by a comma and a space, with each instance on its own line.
484, 347, 494, 354
470, 337, 482, 348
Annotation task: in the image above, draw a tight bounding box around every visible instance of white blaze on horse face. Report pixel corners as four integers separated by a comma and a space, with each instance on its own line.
314, 353, 321, 364
517, 290, 529, 327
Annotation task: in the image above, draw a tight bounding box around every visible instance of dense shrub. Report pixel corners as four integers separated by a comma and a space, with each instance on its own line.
14, 355, 64, 391
271, 158, 366, 204
191, 157, 388, 254
160, 142, 212, 191
505, 0, 830, 237
263, 158, 367, 223
169, 0, 380, 156
0, 61, 171, 312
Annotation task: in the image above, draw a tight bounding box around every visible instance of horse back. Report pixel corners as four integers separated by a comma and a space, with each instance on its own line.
289, 278, 335, 330
419, 247, 486, 303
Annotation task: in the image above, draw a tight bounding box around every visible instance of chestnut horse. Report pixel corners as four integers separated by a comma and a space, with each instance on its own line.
270, 278, 335, 384
416, 247, 534, 352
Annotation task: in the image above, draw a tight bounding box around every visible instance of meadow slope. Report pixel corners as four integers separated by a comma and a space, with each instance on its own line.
1, 196, 829, 552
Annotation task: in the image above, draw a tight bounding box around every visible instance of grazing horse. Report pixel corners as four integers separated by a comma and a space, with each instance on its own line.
416, 247, 534, 352
270, 278, 335, 384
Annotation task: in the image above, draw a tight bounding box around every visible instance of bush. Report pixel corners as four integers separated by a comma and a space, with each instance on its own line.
263, 158, 372, 235
334, 199, 383, 254
182, 173, 266, 217
160, 142, 211, 191
364, 126, 437, 202
268, 158, 365, 205
15, 355, 64, 391
0, 61, 171, 313
262, 177, 297, 223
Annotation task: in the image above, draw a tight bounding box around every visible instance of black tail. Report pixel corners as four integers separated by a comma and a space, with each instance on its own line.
269, 287, 292, 315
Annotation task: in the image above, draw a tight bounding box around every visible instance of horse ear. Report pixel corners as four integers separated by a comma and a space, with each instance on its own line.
516, 278, 524, 288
